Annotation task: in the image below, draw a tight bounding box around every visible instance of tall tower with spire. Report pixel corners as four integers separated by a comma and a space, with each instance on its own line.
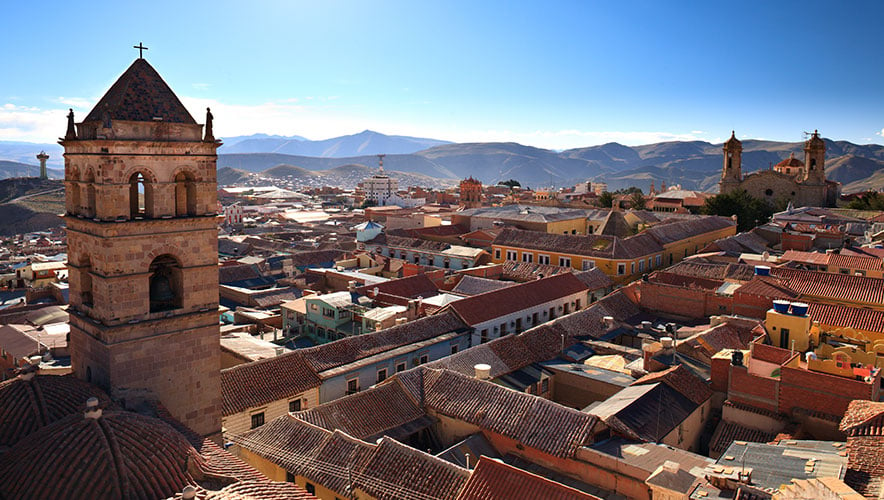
62, 56, 222, 436
719, 131, 743, 194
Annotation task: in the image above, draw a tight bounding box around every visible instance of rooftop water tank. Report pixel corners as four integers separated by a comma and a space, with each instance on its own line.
772, 300, 791, 313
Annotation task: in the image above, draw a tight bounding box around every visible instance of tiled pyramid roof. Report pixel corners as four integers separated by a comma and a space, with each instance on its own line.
84, 58, 196, 124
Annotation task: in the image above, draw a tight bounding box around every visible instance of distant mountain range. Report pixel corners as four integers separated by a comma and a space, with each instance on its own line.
220, 130, 451, 157
3, 131, 883, 193
218, 137, 884, 193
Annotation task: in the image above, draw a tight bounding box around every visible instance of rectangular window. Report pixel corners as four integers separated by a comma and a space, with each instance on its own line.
305, 483, 316, 495
638, 260, 645, 272
289, 399, 302, 412
250, 412, 265, 429
450, 344, 459, 355
347, 378, 360, 395
617, 263, 626, 275
494, 248, 501, 259
322, 307, 335, 318
396, 362, 406, 373
376, 368, 387, 383
582, 260, 595, 270
541, 378, 549, 393
538, 254, 550, 265
286, 471, 295, 482
506, 250, 517, 261
559, 257, 571, 267
419, 354, 429, 364
310, 304, 318, 311
522, 252, 533, 263
655, 254, 662, 267
480, 329, 489, 343
630, 262, 635, 274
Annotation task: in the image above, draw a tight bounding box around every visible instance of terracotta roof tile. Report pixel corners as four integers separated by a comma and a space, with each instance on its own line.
0, 409, 208, 500
0, 373, 113, 447
457, 456, 601, 500
355, 273, 439, 300
631, 365, 712, 406
353, 437, 470, 500
770, 267, 884, 306
807, 302, 884, 334
500, 260, 574, 281
221, 352, 321, 416
644, 216, 735, 245
442, 273, 588, 326
709, 421, 776, 455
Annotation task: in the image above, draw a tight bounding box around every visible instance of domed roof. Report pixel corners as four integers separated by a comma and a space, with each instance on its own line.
0, 372, 112, 448
0, 406, 204, 500
776, 153, 804, 168
724, 131, 742, 147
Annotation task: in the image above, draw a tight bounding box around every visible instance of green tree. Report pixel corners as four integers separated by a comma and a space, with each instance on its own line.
629, 191, 647, 210
596, 191, 614, 208
615, 186, 643, 195
701, 189, 773, 232
847, 191, 884, 211
498, 179, 521, 189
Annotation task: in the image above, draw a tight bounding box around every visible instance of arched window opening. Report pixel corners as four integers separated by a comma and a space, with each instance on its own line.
68, 166, 81, 215
810, 158, 817, 170
174, 172, 198, 216
86, 366, 92, 383
129, 172, 152, 219
83, 170, 96, 218
149, 254, 182, 312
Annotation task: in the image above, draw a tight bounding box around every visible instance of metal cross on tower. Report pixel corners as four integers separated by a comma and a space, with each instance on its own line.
133, 42, 148, 58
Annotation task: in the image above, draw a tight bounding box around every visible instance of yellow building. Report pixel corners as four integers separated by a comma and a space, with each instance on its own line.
222, 387, 320, 441
491, 216, 736, 283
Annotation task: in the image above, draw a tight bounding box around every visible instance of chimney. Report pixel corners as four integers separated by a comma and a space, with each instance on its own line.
275, 347, 285, 356
348, 280, 357, 293
395, 317, 408, 326
181, 486, 197, 500
84, 397, 102, 419
602, 316, 615, 331
474, 363, 491, 380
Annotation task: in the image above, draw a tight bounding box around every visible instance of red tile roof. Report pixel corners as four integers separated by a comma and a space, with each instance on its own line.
355, 273, 439, 300
0, 409, 205, 499
632, 365, 712, 406
781, 250, 830, 266
221, 351, 321, 416
457, 456, 601, 500
840, 401, 884, 498
203, 481, 317, 499
441, 273, 588, 326
0, 373, 113, 447
709, 421, 777, 456
770, 267, 884, 306
734, 277, 801, 300
353, 437, 470, 500
420, 369, 599, 459
221, 312, 468, 415
807, 302, 884, 334
829, 253, 883, 272
644, 216, 735, 245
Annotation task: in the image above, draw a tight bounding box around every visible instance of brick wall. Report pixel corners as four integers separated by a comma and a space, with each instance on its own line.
779, 366, 875, 417
727, 364, 779, 413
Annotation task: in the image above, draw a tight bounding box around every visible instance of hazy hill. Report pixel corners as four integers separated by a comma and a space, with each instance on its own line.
0, 142, 65, 169
221, 130, 450, 157
0, 160, 64, 179
218, 163, 453, 190
0, 178, 65, 235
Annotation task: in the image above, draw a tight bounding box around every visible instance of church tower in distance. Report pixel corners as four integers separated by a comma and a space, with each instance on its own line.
62, 57, 221, 436
719, 131, 742, 193
803, 130, 826, 185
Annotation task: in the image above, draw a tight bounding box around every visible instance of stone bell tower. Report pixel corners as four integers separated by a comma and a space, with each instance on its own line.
803, 130, 826, 185
719, 131, 742, 194
62, 56, 222, 436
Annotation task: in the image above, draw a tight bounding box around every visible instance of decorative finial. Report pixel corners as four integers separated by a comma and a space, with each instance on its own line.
133, 42, 148, 59
65, 108, 77, 140
204, 107, 214, 142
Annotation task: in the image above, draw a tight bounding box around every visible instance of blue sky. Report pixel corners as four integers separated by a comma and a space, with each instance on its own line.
2, 0, 883, 149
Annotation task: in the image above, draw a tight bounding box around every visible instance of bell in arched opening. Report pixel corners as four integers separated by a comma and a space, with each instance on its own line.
149, 255, 181, 312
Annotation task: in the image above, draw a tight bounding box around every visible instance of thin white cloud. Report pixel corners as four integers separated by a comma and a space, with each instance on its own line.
55, 96, 93, 108
877, 128, 884, 137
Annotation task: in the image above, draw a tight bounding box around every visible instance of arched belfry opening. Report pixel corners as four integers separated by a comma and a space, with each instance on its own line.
174, 171, 198, 216
129, 172, 153, 218
81, 256, 94, 308
149, 254, 182, 312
